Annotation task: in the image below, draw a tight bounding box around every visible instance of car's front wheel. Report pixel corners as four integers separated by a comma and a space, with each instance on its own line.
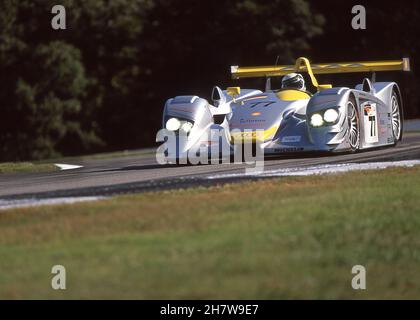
347, 98, 360, 152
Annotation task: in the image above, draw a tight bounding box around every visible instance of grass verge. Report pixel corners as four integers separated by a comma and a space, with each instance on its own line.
0, 149, 155, 174
47, 148, 156, 163
1, 167, 420, 299
0, 162, 58, 174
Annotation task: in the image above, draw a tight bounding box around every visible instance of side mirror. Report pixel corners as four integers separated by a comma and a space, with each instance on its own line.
265, 78, 271, 91
211, 86, 226, 107
362, 78, 374, 93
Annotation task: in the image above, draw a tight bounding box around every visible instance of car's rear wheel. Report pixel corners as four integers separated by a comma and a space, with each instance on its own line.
391, 91, 402, 144
347, 98, 360, 152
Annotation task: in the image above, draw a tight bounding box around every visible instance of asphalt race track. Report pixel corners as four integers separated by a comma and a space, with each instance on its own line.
1, 132, 420, 202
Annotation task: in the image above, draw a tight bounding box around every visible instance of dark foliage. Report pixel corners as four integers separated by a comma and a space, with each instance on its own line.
0, 0, 418, 160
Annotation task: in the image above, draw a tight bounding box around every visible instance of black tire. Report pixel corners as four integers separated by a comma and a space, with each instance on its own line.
391, 89, 403, 145
347, 96, 360, 152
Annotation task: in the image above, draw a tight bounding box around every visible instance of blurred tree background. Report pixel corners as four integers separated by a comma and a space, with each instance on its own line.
0, 0, 418, 161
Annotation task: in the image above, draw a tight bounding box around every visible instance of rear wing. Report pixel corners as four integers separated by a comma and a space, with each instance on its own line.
231, 57, 411, 91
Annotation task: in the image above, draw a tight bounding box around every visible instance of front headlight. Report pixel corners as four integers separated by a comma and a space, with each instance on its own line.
310, 113, 324, 127
323, 108, 339, 123
166, 118, 181, 131
180, 121, 193, 133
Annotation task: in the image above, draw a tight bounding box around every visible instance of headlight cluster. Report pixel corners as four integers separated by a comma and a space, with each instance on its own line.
310, 108, 339, 127
165, 117, 194, 133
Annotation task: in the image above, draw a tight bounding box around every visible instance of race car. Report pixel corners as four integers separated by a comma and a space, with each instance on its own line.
159, 57, 410, 163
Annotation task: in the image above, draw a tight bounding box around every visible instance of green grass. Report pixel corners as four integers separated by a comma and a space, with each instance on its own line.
47, 148, 156, 162
0, 149, 155, 174
1, 167, 420, 299
0, 162, 58, 174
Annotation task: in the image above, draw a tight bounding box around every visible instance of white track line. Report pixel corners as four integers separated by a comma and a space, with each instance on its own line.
0, 196, 104, 210
54, 163, 83, 170
207, 160, 420, 179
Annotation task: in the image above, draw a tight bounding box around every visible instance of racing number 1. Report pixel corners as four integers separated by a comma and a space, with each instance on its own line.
369, 115, 376, 137
363, 103, 379, 143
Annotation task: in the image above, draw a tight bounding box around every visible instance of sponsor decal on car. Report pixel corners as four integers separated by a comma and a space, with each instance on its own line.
380, 126, 387, 134
274, 147, 304, 153
281, 135, 301, 143
239, 118, 266, 124
363, 102, 379, 143
236, 131, 259, 139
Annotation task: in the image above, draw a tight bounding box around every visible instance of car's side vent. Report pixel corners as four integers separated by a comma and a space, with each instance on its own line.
213, 114, 225, 125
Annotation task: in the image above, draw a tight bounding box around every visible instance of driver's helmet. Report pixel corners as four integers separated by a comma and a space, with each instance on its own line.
281, 73, 306, 91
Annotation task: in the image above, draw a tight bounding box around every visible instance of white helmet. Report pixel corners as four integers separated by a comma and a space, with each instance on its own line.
281, 73, 306, 91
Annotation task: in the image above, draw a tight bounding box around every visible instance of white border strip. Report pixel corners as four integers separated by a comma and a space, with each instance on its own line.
54, 163, 83, 170
0, 196, 104, 210
207, 160, 420, 179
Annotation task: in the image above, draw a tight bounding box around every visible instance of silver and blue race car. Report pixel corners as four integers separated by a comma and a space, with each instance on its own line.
159, 57, 410, 162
